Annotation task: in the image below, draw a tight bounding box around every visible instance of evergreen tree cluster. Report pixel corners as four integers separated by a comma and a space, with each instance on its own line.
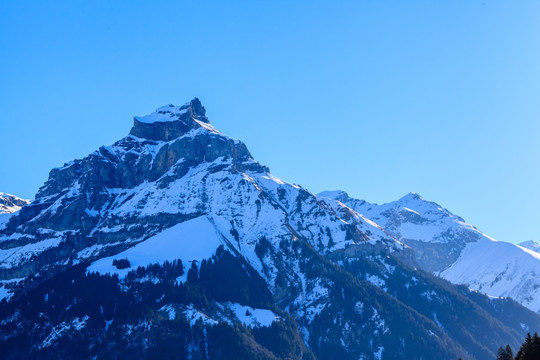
515, 332, 540, 360
496, 345, 514, 360
496, 333, 540, 360
0, 252, 311, 360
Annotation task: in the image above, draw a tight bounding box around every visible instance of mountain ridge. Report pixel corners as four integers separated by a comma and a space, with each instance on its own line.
319, 190, 540, 313
1, 99, 538, 359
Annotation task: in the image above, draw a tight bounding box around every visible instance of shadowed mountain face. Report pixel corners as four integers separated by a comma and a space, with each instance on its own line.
0, 99, 539, 360
319, 190, 540, 313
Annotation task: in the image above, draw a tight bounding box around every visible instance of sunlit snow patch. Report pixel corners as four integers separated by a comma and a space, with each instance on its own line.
87, 216, 224, 278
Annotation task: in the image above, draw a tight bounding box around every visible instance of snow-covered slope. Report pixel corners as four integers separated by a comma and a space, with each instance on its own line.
0, 100, 396, 283
441, 237, 540, 312
1, 99, 538, 359
1, 98, 432, 359
318, 191, 489, 272
320, 190, 540, 313
0, 193, 29, 214
0, 193, 30, 234
519, 240, 540, 254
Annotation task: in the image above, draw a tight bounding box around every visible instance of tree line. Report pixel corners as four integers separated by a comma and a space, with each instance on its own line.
494, 332, 540, 360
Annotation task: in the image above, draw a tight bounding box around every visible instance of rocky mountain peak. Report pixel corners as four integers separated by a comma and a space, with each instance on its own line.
129, 97, 213, 141
186, 97, 207, 120
0, 193, 30, 214
398, 192, 424, 202
317, 190, 351, 202
519, 240, 540, 253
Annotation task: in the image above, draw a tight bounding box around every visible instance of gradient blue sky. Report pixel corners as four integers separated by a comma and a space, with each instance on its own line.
1, 1, 539, 244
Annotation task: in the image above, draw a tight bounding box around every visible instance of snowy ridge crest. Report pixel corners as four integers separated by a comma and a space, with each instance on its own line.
321, 189, 540, 313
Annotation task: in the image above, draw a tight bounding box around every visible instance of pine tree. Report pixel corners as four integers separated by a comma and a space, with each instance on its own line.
497, 345, 514, 360
187, 261, 199, 283
497, 346, 514, 360
530, 333, 540, 359
515, 332, 540, 360
504, 344, 514, 360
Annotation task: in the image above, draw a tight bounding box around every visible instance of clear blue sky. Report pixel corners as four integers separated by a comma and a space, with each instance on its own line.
1, 1, 539, 244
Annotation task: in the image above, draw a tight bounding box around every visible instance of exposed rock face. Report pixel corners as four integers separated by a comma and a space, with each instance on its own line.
1, 99, 539, 360
0, 193, 30, 214
520, 240, 540, 254
129, 98, 210, 141
0, 98, 387, 283
320, 190, 540, 314
319, 191, 483, 273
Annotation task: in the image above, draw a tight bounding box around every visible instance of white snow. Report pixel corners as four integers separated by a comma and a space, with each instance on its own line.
40, 316, 89, 348
441, 237, 540, 312
87, 216, 224, 278
183, 305, 218, 326
159, 302, 279, 328
321, 190, 485, 245
519, 240, 540, 254
366, 275, 386, 288
0, 193, 30, 214
160, 304, 177, 320
134, 105, 188, 123
0, 286, 13, 302
373, 347, 384, 360
227, 303, 279, 327
0, 236, 65, 269
323, 190, 540, 313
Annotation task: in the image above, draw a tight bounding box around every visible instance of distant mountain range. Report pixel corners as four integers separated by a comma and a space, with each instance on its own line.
0, 99, 538, 360
318, 191, 540, 313
519, 240, 540, 254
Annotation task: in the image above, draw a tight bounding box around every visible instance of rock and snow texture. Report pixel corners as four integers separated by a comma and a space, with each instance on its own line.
0, 98, 429, 359
88, 216, 225, 278
441, 237, 540, 312
158, 302, 280, 328
319, 190, 540, 313
0, 193, 29, 214
0, 98, 399, 311
519, 240, 540, 254
2, 98, 540, 359
0, 98, 399, 282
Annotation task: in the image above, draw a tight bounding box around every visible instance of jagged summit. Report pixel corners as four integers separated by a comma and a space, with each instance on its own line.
398, 192, 423, 202
319, 190, 426, 207
129, 98, 215, 141
520, 240, 540, 253
317, 190, 350, 201
1, 100, 539, 359
0, 193, 30, 214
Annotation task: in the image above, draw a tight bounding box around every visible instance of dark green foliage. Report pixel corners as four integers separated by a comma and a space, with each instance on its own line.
187, 261, 199, 283
255, 236, 272, 260
251, 313, 315, 360
286, 240, 471, 360
0, 251, 308, 360
124, 259, 184, 283
337, 251, 540, 359
2, 240, 539, 360
496, 345, 514, 360
515, 332, 540, 360
198, 246, 273, 307
112, 258, 130, 269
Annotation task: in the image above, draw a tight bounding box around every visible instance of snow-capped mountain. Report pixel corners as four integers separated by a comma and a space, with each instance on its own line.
519, 240, 540, 254
0, 99, 393, 284
0, 193, 29, 214
319, 190, 540, 313
1, 99, 538, 359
